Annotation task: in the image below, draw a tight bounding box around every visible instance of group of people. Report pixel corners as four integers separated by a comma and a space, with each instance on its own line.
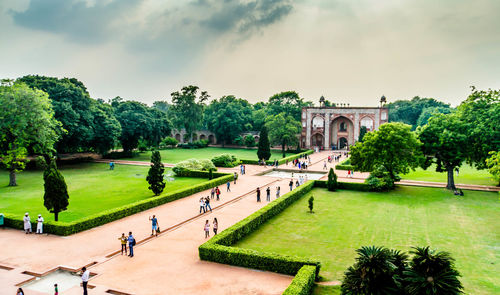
199, 196, 213, 213
327, 154, 342, 163
204, 217, 218, 238
255, 186, 281, 202
22, 212, 44, 234
239, 164, 246, 175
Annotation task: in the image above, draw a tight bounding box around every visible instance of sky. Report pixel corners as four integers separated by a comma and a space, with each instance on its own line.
1, 0, 499, 106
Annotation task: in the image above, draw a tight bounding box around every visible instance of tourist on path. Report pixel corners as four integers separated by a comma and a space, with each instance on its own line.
296, 180, 300, 188
204, 220, 210, 238
205, 197, 212, 212
109, 161, 114, 170
289, 180, 293, 191
240, 164, 244, 175
276, 186, 280, 198
234, 172, 237, 184
216, 187, 221, 201
213, 218, 218, 235
118, 233, 127, 255
323, 161, 327, 170
54, 283, 58, 295
23, 213, 31, 234
149, 215, 159, 236
81, 266, 90, 295
227, 181, 231, 192
211, 188, 215, 199
199, 198, 206, 213
17, 288, 24, 295
128, 232, 135, 257
266, 187, 271, 202
36, 214, 44, 234
243, 165, 246, 175
256, 187, 261, 202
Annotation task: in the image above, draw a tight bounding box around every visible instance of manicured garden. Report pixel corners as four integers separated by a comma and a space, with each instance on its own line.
234, 186, 500, 295
122, 147, 294, 163
0, 163, 207, 223
401, 163, 497, 186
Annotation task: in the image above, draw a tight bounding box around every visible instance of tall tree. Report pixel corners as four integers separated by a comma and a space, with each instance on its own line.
358, 126, 367, 142
146, 151, 166, 196
170, 86, 209, 142
90, 100, 122, 155
257, 126, 271, 161
267, 91, 312, 121
0, 81, 62, 186
350, 122, 422, 181
113, 100, 153, 152
387, 96, 451, 129
148, 108, 172, 148
266, 113, 301, 157
43, 160, 69, 221
204, 96, 253, 146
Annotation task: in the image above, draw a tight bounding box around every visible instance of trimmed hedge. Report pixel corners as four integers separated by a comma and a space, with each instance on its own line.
314, 180, 371, 191
240, 150, 314, 165
3, 173, 233, 236
283, 265, 317, 295
335, 158, 354, 171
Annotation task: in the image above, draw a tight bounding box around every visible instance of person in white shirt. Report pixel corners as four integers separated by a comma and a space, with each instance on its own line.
36, 214, 44, 234
81, 266, 90, 295
23, 213, 31, 234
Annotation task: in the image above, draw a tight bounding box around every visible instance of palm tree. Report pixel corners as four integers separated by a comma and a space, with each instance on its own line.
404, 246, 464, 295
341, 246, 400, 295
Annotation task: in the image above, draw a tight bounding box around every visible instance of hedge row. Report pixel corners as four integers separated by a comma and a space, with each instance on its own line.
313, 180, 370, 191
3, 173, 233, 236
282, 265, 317, 295
199, 180, 321, 278
240, 150, 314, 165
173, 169, 230, 179
335, 158, 353, 171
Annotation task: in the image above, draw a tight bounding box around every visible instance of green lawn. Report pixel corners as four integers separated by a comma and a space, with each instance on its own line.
401, 163, 498, 186
235, 186, 500, 295
0, 163, 206, 223
123, 147, 293, 163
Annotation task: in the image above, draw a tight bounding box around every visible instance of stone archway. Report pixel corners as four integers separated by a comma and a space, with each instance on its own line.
200, 134, 206, 140
331, 116, 354, 149
175, 133, 181, 142
192, 134, 198, 141
208, 135, 215, 144
311, 133, 324, 148
339, 137, 348, 149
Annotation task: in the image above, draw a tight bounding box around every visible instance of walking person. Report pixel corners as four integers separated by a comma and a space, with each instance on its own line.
243, 165, 246, 175
81, 266, 90, 295
323, 161, 327, 170
36, 214, 44, 234
128, 232, 135, 257
213, 218, 218, 235
199, 198, 206, 213
17, 288, 24, 295
256, 187, 261, 202
266, 187, 271, 202
211, 188, 215, 199
296, 179, 300, 188
216, 187, 221, 201
289, 179, 293, 191
23, 213, 31, 234
118, 233, 127, 255
205, 197, 212, 212
149, 215, 159, 236
54, 283, 59, 295
227, 181, 231, 192
276, 186, 280, 198
204, 220, 210, 238
234, 172, 237, 184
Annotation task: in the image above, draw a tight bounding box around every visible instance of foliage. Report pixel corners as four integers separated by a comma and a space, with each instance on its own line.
170, 85, 209, 142
173, 158, 216, 175
358, 126, 367, 142
241, 149, 313, 165
308, 196, 314, 212
335, 158, 354, 171
456, 87, 500, 169
350, 122, 422, 181
244, 135, 256, 147
267, 91, 313, 121
137, 138, 149, 152
204, 95, 253, 146
0, 81, 62, 186
257, 126, 271, 160
282, 265, 317, 295
387, 96, 451, 129
146, 151, 166, 196
327, 168, 337, 191
266, 113, 302, 157
365, 165, 398, 191
89, 100, 122, 155
160, 136, 179, 148
313, 180, 371, 191
418, 113, 468, 189
43, 161, 69, 221
177, 139, 209, 149
404, 247, 464, 295
485, 151, 500, 185
233, 135, 244, 146
416, 106, 451, 127
211, 154, 239, 167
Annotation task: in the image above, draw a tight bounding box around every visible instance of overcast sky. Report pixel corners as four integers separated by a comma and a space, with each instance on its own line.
1, 0, 499, 106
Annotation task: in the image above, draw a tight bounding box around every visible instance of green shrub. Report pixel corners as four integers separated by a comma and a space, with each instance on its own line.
365, 165, 398, 191
137, 138, 149, 152
211, 154, 240, 167
234, 136, 244, 146
173, 158, 216, 175
240, 150, 314, 165
283, 265, 317, 295
160, 136, 178, 148
327, 168, 337, 191
308, 196, 314, 213
177, 139, 209, 149
244, 135, 256, 147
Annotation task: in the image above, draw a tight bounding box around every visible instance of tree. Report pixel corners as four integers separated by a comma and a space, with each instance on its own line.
257, 126, 271, 161
113, 100, 153, 152
43, 160, 69, 221
148, 108, 172, 148
252, 108, 268, 131
416, 106, 451, 127
456, 87, 500, 169
485, 151, 500, 186
358, 126, 367, 142
418, 114, 468, 190
350, 123, 423, 181
308, 196, 314, 213
0, 81, 62, 186
404, 247, 464, 295
89, 100, 121, 155
387, 96, 451, 129
244, 135, 256, 147
327, 168, 337, 191
146, 151, 166, 196
267, 91, 312, 121
171, 85, 209, 142
266, 113, 301, 158
204, 96, 252, 146
160, 137, 179, 148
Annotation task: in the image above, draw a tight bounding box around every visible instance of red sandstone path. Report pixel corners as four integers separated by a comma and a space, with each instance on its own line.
1, 151, 498, 295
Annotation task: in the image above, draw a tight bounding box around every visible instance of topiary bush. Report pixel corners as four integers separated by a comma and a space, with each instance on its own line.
173, 158, 216, 175
211, 154, 240, 167
365, 165, 400, 191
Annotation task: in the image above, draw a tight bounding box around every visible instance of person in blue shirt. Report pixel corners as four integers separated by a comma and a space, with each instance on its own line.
149, 215, 159, 236
128, 232, 135, 257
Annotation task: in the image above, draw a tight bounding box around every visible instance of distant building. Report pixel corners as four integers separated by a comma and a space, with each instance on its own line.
300, 106, 388, 149
171, 129, 217, 144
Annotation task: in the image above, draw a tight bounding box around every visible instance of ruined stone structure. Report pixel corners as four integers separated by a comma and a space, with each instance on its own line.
300, 106, 388, 149
171, 129, 217, 144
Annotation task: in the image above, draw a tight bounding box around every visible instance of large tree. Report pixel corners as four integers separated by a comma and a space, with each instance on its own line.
89, 100, 122, 155
418, 113, 468, 190
0, 81, 62, 186
170, 85, 209, 142
147, 151, 166, 196
257, 126, 271, 161
113, 100, 153, 152
204, 96, 253, 146
267, 91, 312, 121
266, 113, 301, 157
387, 96, 451, 129
148, 108, 172, 148
350, 122, 422, 181
456, 87, 500, 169
43, 160, 69, 221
